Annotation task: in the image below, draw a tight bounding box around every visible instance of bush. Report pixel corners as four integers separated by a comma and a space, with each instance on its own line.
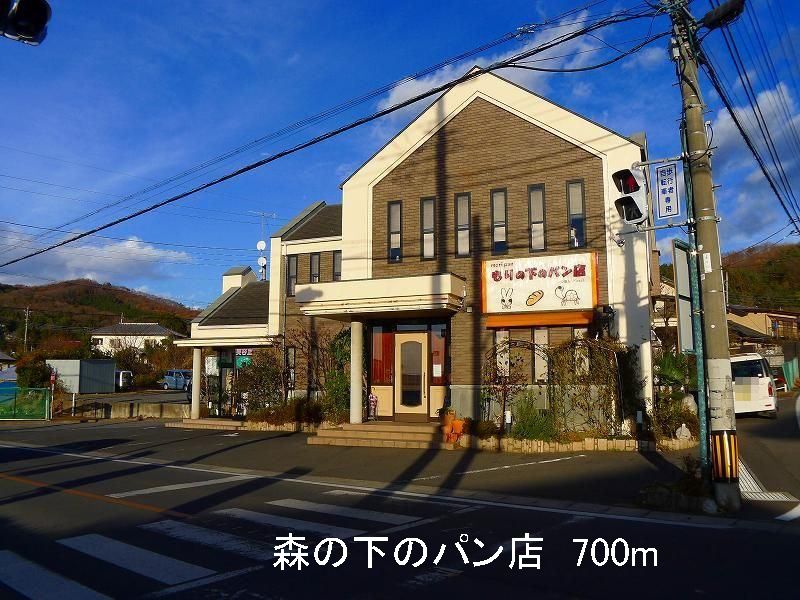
512, 396, 557, 441
247, 396, 323, 426
321, 369, 349, 424
465, 418, 499, 440
15, 358, 51, 388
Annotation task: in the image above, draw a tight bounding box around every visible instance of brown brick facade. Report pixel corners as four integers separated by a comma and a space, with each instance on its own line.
370, 97, 607, 386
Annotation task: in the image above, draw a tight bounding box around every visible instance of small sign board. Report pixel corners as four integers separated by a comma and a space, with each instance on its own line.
655, 163, 681, 220
673, 239, 694, 353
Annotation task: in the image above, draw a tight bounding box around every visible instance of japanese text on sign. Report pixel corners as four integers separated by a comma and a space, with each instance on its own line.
655, 163, 681, 220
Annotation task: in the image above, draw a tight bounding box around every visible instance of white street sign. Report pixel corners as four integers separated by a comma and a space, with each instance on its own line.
655, 163, 681, 220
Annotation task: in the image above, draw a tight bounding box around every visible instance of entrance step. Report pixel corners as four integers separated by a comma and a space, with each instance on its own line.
165, 418, 246, 431
308, 421, 454, 449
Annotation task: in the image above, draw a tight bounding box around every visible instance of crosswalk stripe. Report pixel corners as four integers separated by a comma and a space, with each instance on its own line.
141, 520, 274, 561
0, 550, 110, 600
323, 489, 468, 508
216, 507, 365, 538
59, 534, 215, 585
267, 498, 417, 525
109, 475, 254, 498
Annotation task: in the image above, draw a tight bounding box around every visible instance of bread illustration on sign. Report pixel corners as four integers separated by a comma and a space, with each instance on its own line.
526, 290, 544, 306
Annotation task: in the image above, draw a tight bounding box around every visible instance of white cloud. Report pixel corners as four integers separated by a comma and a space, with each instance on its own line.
622, 46, 665, 70
0, 232, 192, 287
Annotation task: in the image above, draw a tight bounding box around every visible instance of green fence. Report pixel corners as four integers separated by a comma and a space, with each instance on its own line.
0, 387, 50, 420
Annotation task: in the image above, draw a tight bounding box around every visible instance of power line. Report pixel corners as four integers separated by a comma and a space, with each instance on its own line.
0, 5, 659, 270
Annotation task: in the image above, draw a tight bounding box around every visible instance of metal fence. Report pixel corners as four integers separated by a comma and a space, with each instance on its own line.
0, 386, 50, 420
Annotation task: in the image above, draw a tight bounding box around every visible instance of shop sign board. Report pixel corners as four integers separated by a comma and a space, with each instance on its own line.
483, 252, 596, 314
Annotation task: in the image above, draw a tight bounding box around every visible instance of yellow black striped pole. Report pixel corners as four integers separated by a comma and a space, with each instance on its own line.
711, 430, 739, 483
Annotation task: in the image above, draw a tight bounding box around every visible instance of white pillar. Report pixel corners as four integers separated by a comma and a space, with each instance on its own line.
191, 347, 202, 420
350, 321, 363, 424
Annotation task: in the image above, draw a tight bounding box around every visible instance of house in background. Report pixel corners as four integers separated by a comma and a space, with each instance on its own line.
0, 350, 14, 372
90, 322, 185, 353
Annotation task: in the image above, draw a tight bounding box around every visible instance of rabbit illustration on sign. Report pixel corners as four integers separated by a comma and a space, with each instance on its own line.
500, 288, 513, 310
555, 286, 580, 306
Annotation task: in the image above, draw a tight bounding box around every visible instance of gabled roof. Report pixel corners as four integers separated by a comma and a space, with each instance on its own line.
339, 67, 642, 189
224, 266, 253, 276
0, 350, 14, 363
283, 204, 342, 241
91, 323, 186, 338
197, 280, 270, 327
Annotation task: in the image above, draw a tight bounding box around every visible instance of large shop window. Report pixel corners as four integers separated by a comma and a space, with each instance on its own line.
371, 326, 394, 385
529, 184, 546, 251
494, 329, 510, 377
388, 201, 402, 262
333, 250, 342, 281
568, 180, 586, 248
421, 197, 435, 260
286, 255, 298, 296
285, 347, 296, 390
455, 193, 471, 256
310, 253, 320, 283
491, 189, 508, 253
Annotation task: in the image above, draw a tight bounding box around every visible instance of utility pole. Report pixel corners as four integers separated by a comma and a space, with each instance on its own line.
23, 307, 30, 353
668, 0, 743, 511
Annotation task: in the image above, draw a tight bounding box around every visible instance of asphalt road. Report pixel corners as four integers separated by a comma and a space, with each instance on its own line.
0, 408, 796, 599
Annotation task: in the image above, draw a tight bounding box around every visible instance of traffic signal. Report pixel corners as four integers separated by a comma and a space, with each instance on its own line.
612, 168, 648, 225
0, 0, 51, 45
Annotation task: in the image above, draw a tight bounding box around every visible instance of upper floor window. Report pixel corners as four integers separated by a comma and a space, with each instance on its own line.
421, 197, 435, 260
529, 184, 545, 251
310, 253, 320, 283
491, 189, 508, 254
388, 201, 402, 262
287, 254, 297, 296
333, 250, 342, 281
455, 193, 471, 256
568, 180, 586, 248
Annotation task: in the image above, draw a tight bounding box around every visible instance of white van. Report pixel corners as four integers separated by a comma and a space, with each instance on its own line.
730, 353, 777, 418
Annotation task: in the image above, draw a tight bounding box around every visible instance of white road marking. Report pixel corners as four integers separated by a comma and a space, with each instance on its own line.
377, 506, 480, 536
0, 441, 741, 530
776, 503, 800, 522
739, 461, 798, 502
220, 433, 239, 437
141, 520, 274, 560
0, 550, 110, 600
411, 455, 586, 481
323, 489, 468, 508
401, 567, 461, 589
109, 474, 255, 498
144, 566, 263, 599
268, 498, 417, 525
59, 534, 215, 585
217, 507, 365, 538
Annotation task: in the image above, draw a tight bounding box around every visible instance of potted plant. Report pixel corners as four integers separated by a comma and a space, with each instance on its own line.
439, 407, 455, 439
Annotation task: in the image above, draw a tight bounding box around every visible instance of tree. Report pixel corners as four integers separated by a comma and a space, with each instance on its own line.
482, 338, 528, 436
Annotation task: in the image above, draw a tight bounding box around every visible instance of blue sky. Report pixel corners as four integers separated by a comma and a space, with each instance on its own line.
0, 0, 797, 307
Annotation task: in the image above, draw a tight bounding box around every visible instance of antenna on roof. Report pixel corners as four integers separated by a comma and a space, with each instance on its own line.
256, 240, 267, 280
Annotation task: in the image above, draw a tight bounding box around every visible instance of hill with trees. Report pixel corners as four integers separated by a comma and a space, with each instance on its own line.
660, 242, 799, 311
0, 279, 198, 355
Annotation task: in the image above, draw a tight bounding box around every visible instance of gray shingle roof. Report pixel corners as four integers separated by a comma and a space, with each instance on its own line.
223, 266, 253, 276
283, 204, 342, 241
91, 323, 185, 337
0, 351, 14, 363
199, 280, 270, 327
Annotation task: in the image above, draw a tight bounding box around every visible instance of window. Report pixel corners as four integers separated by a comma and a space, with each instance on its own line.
388, 201, 402, 262
529, 184, 545, 251
731, 359, 765, 379
455, 193, 471, 256
371, 326, 394, 385
91, 337, 101, 346
494, 329, 510, 377
286, 255, 297, 296
285, 347, 296, 389
491, 189, 507, 253
533, 327, 549, 382
333, 250, 342, 281
573, 326, 589, 373
310, 253, 320, 283
568, 180, 586, 248
420, 197, 435, 259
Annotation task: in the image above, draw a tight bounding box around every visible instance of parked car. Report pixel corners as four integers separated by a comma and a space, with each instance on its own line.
162, 369, 192, 391
731, 353, 777, 418
771, 367, 788, 393
114, 370, 133, 391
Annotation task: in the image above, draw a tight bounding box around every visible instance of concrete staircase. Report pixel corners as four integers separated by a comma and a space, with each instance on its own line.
307, 422, 455, 450
164, 418, 246, 431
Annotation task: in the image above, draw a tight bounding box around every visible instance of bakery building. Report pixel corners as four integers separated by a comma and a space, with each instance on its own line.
262, 68, 657, 423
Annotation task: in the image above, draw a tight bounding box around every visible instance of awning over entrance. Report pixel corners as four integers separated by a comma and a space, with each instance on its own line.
295, 273, 466, 319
